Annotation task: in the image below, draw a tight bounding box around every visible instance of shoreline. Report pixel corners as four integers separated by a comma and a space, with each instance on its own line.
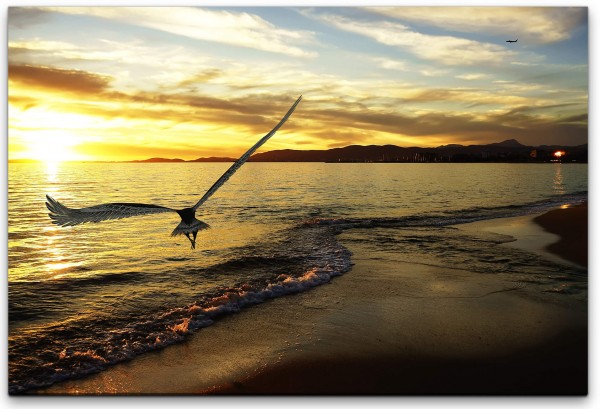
36, 204, 588, 395
455, 202, 587, 269
211, 206, 588, 395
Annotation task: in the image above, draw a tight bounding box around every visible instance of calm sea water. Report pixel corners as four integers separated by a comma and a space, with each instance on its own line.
8, 162, 588, 393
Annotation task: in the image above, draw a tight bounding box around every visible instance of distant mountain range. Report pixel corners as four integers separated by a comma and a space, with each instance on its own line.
127, 139, 588, 164
9, 139, 588, 164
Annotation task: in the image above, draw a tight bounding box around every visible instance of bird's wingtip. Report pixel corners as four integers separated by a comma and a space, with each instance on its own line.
45, 194, 58, 209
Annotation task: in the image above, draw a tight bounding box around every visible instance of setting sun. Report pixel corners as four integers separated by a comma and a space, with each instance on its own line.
9, 106, 98, 162
23, 130, 81, 162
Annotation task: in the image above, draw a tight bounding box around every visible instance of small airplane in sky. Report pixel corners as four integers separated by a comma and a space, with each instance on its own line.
506, 39, 518, 43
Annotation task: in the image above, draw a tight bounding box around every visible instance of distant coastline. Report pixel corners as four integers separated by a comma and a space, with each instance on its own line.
10, 139, 588, 164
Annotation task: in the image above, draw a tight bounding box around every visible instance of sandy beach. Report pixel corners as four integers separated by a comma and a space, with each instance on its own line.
38, 203, 588, 395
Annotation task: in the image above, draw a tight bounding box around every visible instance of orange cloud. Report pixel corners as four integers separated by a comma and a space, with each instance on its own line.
9, 64, 112, 95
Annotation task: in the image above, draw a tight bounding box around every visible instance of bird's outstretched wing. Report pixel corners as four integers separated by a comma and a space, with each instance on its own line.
46, 195, 176, 227
193, 95, 302, 211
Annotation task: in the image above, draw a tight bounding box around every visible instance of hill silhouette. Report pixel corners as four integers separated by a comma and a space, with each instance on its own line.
127, 140, 587, 163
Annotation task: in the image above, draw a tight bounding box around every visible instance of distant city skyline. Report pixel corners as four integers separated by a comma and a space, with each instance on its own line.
8, 6, 588, 161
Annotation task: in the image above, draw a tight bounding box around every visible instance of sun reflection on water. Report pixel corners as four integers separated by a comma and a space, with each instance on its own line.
43, 160, 62, 199
41, 218, 85, 279
45, 161, 59, 180
553, 163, 564, 195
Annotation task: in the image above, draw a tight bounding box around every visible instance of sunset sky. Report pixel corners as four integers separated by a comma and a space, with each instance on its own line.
8, 6, 588, 161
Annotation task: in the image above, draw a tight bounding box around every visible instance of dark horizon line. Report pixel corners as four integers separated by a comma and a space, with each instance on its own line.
9, 139, 588, 164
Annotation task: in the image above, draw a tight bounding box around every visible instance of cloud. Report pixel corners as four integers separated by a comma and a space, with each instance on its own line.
373, 57, 407, 71
419, 68, 449, 77
8, 7, 52, 28
9, 39, 79, 52
8, 64, 112, 94
175, 61, 327, 94
9, 39, 221, 96
177, 69, 225, 87
310, 103, 586, 147
8, 63, 305, 150
44, 7, 317, 58
316, 14, 516, 66
559, 113, 587, 124
7, 62, 290, 121
456, 73, 488, 80
367, 7, 586, 44
384, 86, 537, 108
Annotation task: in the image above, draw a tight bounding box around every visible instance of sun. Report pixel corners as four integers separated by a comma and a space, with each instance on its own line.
25, 130, 81, 162
10, 106, 95, 162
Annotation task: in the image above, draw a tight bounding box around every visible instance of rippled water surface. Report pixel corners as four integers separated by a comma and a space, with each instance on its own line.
8, 162, 587, 393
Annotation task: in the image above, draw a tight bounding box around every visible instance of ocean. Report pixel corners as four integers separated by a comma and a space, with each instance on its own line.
8, 162, 588, 394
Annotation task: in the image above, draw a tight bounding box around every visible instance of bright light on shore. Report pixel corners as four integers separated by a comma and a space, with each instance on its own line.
554, 150, 566, 158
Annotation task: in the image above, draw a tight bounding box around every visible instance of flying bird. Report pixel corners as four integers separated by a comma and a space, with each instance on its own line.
506, 39, 518, 43
46, 95, 302, 249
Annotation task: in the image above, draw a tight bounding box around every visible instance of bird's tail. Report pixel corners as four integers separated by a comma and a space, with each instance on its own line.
170, 218, 210, 237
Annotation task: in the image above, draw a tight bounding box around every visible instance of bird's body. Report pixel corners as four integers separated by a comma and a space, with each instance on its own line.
46, 95, 302, 249
172, 207, 209, 249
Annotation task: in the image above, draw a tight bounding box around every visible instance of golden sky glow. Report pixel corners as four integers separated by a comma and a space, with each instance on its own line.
8, 6, 588, 161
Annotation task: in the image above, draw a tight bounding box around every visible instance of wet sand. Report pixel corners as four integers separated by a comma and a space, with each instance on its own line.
38, 205, 588, 395
533, 203, 588, 267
